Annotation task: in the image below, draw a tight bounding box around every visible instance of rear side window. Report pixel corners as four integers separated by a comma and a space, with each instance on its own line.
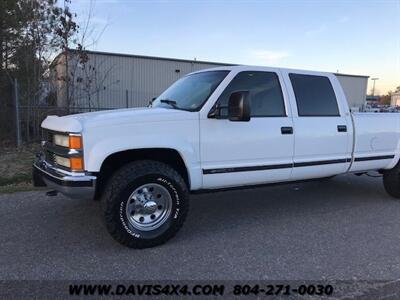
217, 71, 286, 117
289, 74, 340, 116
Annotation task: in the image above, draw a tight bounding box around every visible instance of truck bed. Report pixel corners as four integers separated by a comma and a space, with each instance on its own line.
350, 112, 400, 172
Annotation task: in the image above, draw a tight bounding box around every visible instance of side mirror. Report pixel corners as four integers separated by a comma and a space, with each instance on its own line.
228, 91, 251, 121
148, 97, 157, 107
208, 103, 225, 119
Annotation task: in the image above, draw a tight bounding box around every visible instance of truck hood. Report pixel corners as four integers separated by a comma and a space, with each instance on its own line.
41, 107, 197, 133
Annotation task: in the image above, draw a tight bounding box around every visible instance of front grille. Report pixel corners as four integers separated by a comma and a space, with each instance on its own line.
42, 129, 54, 143
45, 150, 56, 165
42, 129, 57, 166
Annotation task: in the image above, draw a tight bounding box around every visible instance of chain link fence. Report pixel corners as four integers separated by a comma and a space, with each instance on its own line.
1, 83, 151, 147
13, 105, 117, 145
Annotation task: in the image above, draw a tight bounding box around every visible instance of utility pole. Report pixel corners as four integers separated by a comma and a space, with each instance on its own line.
371, 78, 379, 96
14, 78, 21, 147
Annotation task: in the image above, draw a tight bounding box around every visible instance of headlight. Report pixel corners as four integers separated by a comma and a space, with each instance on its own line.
55, 155, 70, 168
54, 155, 84, 171
47, 132, 84, 171
53, 134, 69, 147
53, 134, 82, 149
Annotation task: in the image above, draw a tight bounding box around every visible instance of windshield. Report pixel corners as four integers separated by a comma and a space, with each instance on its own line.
152, 70, 230, 111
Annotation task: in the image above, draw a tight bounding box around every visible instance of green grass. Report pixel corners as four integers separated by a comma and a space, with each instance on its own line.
0, 144, 40, 194
0, 173, 32, 186
0, 182, 41, 194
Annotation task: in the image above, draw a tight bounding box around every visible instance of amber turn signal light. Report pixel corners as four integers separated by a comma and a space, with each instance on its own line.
69, 135, 82, 149
70, 157, 84, 171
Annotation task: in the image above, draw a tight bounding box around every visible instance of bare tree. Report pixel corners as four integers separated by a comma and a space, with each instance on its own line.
1, 0, 75, 143
53, 0, 112, 112
72, 53, 121, 110
0, 0, 110, 144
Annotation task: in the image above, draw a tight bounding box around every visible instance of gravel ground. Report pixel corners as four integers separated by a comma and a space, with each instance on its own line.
1, 174, 400, 292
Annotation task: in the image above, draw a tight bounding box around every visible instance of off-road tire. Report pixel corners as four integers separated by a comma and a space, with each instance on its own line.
383, 164, 400, 199
101, 160, 189, 248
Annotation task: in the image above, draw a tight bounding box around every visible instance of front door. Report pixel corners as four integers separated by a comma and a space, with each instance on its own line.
200, 70, 295, 189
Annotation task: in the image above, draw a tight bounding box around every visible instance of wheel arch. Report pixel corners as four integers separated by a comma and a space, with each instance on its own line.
94, 148, 192, 200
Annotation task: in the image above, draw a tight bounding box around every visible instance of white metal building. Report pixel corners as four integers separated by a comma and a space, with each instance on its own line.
51, 50, 231, 109
334, 73, 369, 111
51, 50, 368, 111
391, 92, 400, 107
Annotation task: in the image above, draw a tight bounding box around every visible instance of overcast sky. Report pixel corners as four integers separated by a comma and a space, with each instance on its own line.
71, 0, 399, 95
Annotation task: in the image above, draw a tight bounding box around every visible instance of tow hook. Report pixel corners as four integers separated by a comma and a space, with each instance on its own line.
46, 190, 58, 197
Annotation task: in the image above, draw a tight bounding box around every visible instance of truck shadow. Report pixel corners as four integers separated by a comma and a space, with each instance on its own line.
5, 174, 390, 252
53, 174, 391, 249
181, 174, 391, 242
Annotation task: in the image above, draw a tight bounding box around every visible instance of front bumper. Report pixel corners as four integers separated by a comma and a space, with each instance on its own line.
33, 157, 96, 200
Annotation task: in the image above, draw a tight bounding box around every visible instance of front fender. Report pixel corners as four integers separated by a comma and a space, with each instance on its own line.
83, 128, 202, 190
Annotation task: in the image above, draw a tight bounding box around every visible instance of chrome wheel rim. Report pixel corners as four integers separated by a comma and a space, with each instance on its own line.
125, 183, 172, 231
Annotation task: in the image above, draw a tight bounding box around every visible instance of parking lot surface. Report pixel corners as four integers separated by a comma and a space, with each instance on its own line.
1, 174, 400, 281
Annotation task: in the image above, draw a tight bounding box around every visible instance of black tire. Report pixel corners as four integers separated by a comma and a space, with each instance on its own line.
383, 164, 400, 199
101, 160, 189, 248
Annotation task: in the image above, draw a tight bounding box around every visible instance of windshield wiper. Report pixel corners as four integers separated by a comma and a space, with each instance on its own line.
160, 99, 179, 109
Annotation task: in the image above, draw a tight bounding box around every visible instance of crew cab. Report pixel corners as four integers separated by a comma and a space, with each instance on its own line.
33, 65, 400, 248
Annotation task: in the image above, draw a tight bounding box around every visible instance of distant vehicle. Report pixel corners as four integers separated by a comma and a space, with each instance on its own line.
364, 105, 400, 113
365, 105, 381, 113
33, 66, 400, 248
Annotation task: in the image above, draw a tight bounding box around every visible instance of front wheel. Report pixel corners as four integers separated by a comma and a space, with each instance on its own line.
101, 160, 189, 248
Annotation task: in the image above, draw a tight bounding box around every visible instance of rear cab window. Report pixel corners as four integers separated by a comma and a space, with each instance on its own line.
289, 73, 340, 117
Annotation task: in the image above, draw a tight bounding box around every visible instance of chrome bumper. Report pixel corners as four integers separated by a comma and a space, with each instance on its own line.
33, 157, 96, 200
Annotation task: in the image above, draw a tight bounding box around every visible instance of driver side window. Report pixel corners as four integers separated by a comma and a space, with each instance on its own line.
216, 71, 286, 117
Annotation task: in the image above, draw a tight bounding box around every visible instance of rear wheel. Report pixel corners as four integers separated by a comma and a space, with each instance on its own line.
383, 164, 400, 199
101, 160, 189, 248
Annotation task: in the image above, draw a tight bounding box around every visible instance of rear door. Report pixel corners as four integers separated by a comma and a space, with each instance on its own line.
282, 71, 353, 180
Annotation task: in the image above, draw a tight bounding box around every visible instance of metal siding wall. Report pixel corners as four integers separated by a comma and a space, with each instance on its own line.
391, 94, 400, 106
68, 52, 227, 109
335, 75, 368, 110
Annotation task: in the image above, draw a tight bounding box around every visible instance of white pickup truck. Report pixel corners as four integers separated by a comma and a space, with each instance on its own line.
33, 65, 400, 248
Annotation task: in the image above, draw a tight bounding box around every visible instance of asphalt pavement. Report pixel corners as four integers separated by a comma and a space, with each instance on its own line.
1, 174, 400, 281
